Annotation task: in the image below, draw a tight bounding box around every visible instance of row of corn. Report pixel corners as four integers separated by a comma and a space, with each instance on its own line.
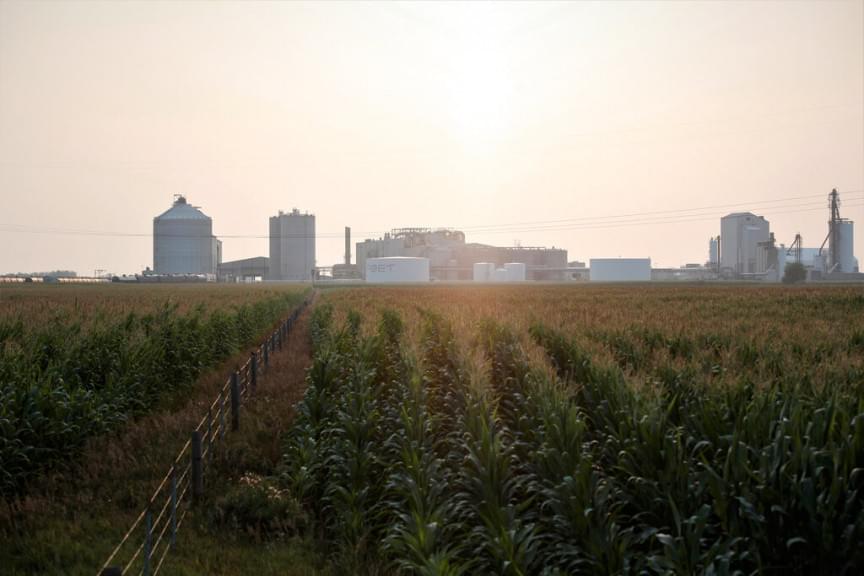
0, 289, 308, 503
279, 303, 863, 574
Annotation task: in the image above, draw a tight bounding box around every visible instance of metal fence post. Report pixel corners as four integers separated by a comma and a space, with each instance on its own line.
231, 371, 240, 431
192, 431, 203, 502
170, 466, 177, 547
143, 508, 152, 576
251, 352, 257, 392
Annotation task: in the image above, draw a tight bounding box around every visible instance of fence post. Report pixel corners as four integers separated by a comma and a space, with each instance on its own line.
143, 508, 152, 576
250, 352, 257, 392
231, 371, 240, 431
192, 431, 203, 502
263, 339, 269, 368
170, 466, 177, 547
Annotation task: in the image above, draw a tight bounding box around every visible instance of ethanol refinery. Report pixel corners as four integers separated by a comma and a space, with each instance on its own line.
37, 188, 856, 285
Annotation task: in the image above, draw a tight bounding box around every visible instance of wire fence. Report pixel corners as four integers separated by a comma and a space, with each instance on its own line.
98, 294, 313, 576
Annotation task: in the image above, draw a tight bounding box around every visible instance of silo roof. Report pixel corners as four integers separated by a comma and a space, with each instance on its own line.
155, 197, 211, 221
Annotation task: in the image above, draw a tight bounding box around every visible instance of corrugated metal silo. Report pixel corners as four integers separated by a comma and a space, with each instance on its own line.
153, 196, 216, 274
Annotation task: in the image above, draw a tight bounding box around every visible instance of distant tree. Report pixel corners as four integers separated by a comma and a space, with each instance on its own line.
783, 262, 807, 284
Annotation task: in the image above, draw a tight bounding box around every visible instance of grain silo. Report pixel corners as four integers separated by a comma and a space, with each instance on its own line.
153, 196, 217, 274
269, 209, 316, 281
825, 189, 856, 274
835, 221, 855, 273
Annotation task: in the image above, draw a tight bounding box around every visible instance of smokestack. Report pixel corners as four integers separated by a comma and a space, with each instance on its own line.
345, 226, 351, 266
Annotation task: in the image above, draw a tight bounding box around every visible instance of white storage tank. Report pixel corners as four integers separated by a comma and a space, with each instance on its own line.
589, 258, 651, 282
366, 257, 430, 283
504, 262, 527, 281
473, 262, 495, 282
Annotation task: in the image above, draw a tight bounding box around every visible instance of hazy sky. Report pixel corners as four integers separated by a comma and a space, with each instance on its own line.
1, 0, 862, 275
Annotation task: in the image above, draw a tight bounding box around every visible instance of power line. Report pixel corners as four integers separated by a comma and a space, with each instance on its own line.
451, 192, 849, 231
457, 197, 864, 235
0, 194, 860, 240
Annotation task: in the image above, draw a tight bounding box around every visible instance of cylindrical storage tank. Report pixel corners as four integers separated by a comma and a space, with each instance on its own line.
836, 221, 855, 273
153, 196, 215, 274
366, 257, 430, 283
492, 268, 508, 282
473, 262, 495, 282
504, 262, 527, 281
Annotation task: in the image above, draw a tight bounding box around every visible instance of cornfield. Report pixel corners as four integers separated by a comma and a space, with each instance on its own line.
280, 285, 864, 575
0, 284, 309, 503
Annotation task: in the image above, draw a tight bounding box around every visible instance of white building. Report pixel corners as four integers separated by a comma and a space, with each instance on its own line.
269, 209, 315, 281
720, 212, 771, 276
589, 258, 651, 282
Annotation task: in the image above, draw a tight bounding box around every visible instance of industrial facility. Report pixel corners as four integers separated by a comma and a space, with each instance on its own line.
355, 228, 567, 281
269, 209, 316, 281
153, 196, 221, 275
709, 189, 858, 282
127, 188, 861, 286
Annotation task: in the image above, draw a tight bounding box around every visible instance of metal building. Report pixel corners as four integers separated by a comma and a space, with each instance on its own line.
269, 209, 315, 281
720, 212, 771, 276
218, 257, 269, 283
589, 258, 651, 282
153, 196, 219, 275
